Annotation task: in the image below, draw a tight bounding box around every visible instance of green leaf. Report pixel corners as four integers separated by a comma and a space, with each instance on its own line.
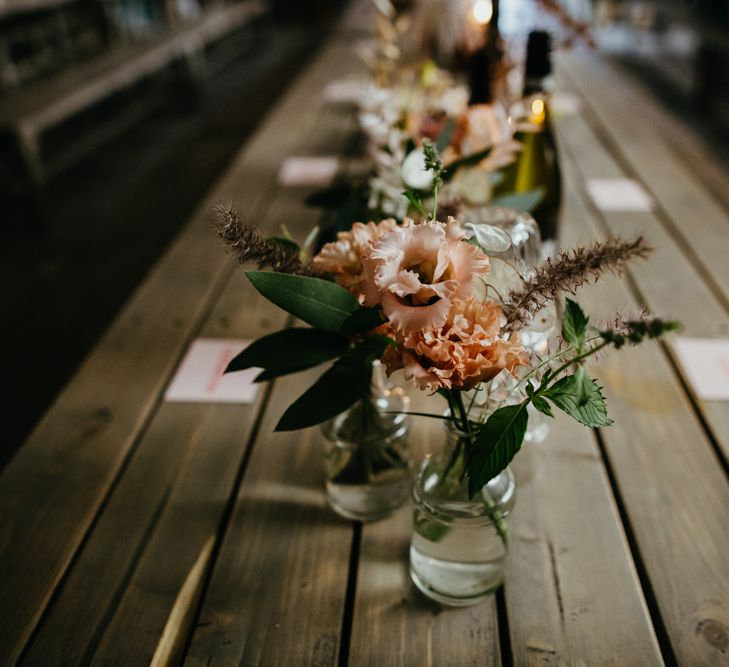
403, 190, 427, 216
339, 334, 394, 366
466, 402, 529, 497
562, 298, 589, 349
341, 306, 386, 334
531, 395, 554, 418
274, 336, 394, 431
246, 272, 360, 333
275, 362, 371, 431
544, 374, 613, 427
225, 328, 349, 379
491, 188, 545, 212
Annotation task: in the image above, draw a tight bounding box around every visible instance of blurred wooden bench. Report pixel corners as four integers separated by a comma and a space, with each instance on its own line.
0, 0, 266, 186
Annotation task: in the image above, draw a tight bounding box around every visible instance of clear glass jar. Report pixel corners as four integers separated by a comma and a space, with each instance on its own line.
461, 205, 543, 270
320, 363, 410, 521
410, 422, 516, 606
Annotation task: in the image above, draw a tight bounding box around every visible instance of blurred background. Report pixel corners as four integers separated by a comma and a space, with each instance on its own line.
1, 0, 728, 466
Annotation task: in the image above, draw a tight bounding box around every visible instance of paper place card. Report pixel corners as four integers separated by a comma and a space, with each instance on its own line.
165, 338, 259, 404
278, 157, 339, 188
586, 178, 654, 212
323, 77, 368, 104
550, 92, 583, 116
671, 337, 729, 401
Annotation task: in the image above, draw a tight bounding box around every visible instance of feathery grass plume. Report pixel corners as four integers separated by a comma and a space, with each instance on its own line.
599, 315, 681, 349
214, 204, 327, 278
503, 236, 651, 332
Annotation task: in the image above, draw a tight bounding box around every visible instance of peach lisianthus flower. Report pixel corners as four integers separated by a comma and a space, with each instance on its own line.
383, 298, 528, 392
312, 218, 398, 296
361, 218, 490, 333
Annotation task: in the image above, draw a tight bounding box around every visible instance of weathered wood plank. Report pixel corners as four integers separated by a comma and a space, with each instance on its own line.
19, 279, 285, 667
0, 36, 358, 667
557, 50, 729, 310
550, 80, 729, 464
348, 392, 502, 667
182, 365, 353, 667
555, 152, 729, 667
17, 35, 361, 666
506, 413, 664, 666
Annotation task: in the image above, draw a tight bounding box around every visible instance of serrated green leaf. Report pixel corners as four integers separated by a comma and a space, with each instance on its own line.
544, 374, 613, 427
531, 395, 554, 418
246, 272, 360, 333
466, 402, 529, 498
225, 327, 349, 379
491, 188, 545, 212
562, 298, 589, 348
275, 362, 371, 431
340, 306, 385, 334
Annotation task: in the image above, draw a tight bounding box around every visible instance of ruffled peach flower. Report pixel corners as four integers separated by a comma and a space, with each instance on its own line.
361, 218, 490, 333
313, 218, 398, 296
457, 104, 511, 156
384, 298, 528, 391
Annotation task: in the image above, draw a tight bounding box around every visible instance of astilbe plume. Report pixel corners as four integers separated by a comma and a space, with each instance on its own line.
214, 204, 327, 278
503, 236, 651, 332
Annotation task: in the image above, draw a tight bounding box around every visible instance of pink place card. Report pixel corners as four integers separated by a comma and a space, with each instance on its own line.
671, 337, 729, 401
165, 338, 259, 404
586, 178, 654, 212
278, 156, 339, 188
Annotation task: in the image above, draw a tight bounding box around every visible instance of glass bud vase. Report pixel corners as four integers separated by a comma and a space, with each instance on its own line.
320, 362, 410, 522
410, 423, 516, 606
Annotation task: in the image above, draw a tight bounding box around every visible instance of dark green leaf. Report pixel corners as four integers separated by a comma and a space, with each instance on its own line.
562, 298, 589, 349
491, 188, 545, 212
341, 306, 386, 334
544, 374, 613, 427
225, 328, 349, 379
338, 334, 394, 367
246, 272, 360, 333
466, 402, 529, 497
403, 190, 427, 215
531, 395, 554, 418
573, 366, 591, 405
275, 360, 372, 431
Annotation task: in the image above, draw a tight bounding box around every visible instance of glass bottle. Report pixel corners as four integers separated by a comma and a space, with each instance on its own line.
320, 362, 410, 521
410, 420, 516, 606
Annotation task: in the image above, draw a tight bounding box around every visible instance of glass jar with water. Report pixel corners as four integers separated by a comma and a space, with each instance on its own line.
410, 419, 516, 606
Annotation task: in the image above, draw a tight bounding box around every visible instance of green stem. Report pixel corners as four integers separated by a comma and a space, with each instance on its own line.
450, 389, 509, 547
361, 376, 376, 483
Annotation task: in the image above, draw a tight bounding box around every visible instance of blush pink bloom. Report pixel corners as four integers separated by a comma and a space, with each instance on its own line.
361, 218, 490, 333
383, 298, 528, 391
313, 218, 399, 296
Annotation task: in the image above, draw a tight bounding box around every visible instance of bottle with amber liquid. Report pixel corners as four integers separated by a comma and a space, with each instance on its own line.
505, 30, 562, 241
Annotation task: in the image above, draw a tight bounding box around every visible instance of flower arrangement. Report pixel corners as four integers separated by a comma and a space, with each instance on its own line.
218, 145, 679, 502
